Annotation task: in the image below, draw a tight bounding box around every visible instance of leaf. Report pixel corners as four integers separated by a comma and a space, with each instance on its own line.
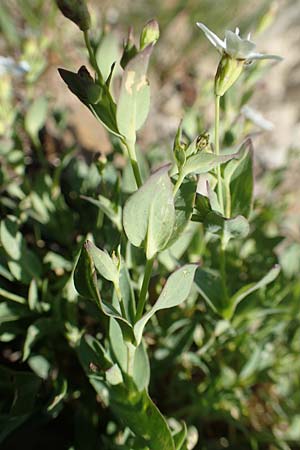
119, 261, 136, 323
133, 341, 150, 391
0, 287, 26, 304
134, 264, 197, 345
0, 302, 33, 324
224, 139, 253, 218
182, 151, 239, 177
173, 423, 187, 450
77, 334, 112, 374
194, 268, 222, 314
123, 165, 175, 259
81, 195, 122, 230
85, 241, 119, 284
74, 243, 135, 342
58, 68, 120, 136
203, 211, 250, 243
23, 318, 56, 361
96, 32, 120, 81
25, 97, 48, 141
159, 223, 198, 271
110, 385, 175, 450
116, 44, 154, 141
0, 216, 23, 259
106, 364, 123, 385
166, 178, 197, 248
225, 265, 281, 319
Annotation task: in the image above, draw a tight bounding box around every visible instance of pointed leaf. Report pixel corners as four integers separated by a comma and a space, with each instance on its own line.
224, 139, 254, 218
110, 386, 175, 450
134, 264, 197, 345
85, 241, 119, 284
182, 151, 239, 177
226, 265, 281, 319
116, 44, 153, 141
123, 166, 175, 259
74, 243, 135, 342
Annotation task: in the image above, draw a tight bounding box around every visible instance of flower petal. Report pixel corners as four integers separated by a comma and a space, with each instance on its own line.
225, 30, 256, 59
246, 52, 283, 61
196, 22, 226, 53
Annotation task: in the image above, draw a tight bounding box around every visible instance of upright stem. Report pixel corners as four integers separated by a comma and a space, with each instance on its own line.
220, 239, 229, 307
214, 95, 224, 214
123, 140, 143, 189
215, 95, 229, 306
114, 283, 127, 320
83, 30, 103, 84
135, 257, 154, 322
173, 171, 184, 197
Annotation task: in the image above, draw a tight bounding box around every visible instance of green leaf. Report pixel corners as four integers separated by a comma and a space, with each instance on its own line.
81, 195, 122, 230
0, 216, 23, 260
110, 384, 175, 450
109, 318, 127, 371
96, 32, 120, 81
0, 287, 26, 304
74, 243, 134, 342
25, 97, 48, 141
0, 302, 33, 323
123, 166, 175, 259
166, 178, 197, 248
226, 265, 281, 319
23, 318, 56, 361
133, 341, 150, 391
194, 268, 222, 314
134, 264, 197, 345
182, 151, 239, 177
85, 241, 119, 284
173, 422, 187, 450
58, 67, 120, 136
203, 211, 250, 243
224, 139, 253, 218
116, 44, 154, 141
106, 364, 123, 385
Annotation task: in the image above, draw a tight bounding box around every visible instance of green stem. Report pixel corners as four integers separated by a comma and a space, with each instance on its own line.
220, 239, 229, 307
225, 182, 231, 218
83, 30, 103, 84
123, 140, 143, 189
214, 95, 224, 214
173, 171, 184, 197
126, 343, 135, 376
135, 257, 154, 322
114, 283, 127, 320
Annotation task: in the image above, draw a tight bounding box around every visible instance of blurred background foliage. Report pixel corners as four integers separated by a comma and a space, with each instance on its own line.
0, 0, 300, 449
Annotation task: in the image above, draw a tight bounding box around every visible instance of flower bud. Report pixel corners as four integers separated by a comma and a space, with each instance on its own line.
56, 0, 91, 31
140, 19, 159, 50
214, 55, 244, 97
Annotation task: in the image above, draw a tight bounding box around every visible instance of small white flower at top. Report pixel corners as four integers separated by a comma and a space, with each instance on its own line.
196, 23, 282, 96
196, 23, 282, 62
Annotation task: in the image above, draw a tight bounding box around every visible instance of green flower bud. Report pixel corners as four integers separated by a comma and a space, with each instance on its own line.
56, 0, 91, 31
140, 19, 160, 50
214, 55, 244, 97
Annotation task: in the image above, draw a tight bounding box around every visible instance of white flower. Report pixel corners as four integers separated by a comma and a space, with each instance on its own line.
196, 23, 282, 62
0, 56, 30, 77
